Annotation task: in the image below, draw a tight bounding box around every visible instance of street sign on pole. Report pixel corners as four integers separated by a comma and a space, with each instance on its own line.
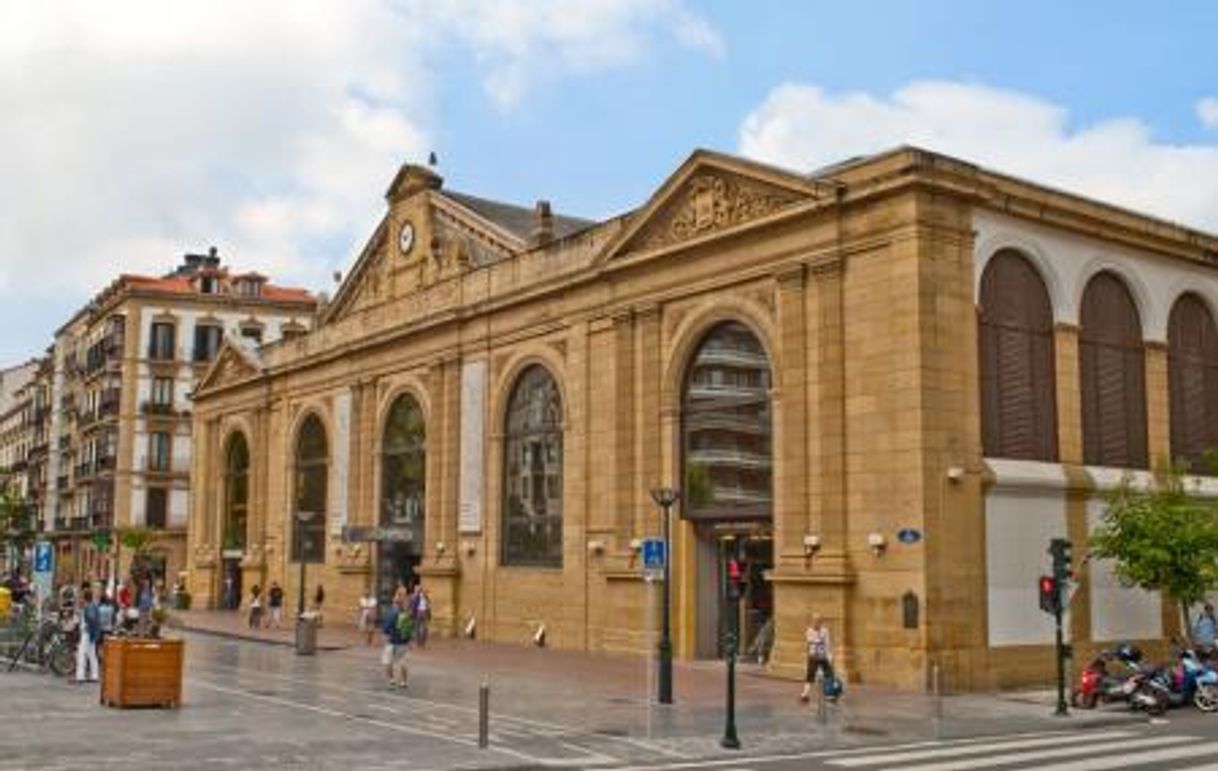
642, 538, 666, 582
32, 541, 54, 611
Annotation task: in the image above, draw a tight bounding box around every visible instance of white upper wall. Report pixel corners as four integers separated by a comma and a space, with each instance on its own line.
974, 209, 1218, 344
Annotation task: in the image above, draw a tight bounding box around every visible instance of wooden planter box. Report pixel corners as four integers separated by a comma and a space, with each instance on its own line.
100, 638, 184, 709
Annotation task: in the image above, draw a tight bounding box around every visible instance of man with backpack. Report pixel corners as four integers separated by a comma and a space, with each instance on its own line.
381, 596, 413, 688
76, 589, 101, 683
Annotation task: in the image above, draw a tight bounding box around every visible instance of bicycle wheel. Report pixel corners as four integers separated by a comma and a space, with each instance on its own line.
48, 641, 74, 678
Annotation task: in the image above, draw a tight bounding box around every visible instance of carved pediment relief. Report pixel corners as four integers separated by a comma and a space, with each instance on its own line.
625, 171, 807, 254
197, 342, 262, 394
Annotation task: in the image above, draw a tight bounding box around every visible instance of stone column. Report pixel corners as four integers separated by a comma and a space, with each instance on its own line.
1144, 342, 1171, 467
774, 266, 807, 566
613, 310, 636, 551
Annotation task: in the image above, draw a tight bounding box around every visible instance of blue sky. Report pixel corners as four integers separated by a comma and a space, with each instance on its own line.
2, 1, 1218, 363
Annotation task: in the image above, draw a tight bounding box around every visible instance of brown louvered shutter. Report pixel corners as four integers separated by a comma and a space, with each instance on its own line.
1080, 272, 1147, 468
978, 250, 1058, 461
1169, 294, 1218, 472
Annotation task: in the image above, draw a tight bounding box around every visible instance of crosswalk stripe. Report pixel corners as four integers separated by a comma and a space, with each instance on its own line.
1018, 741, 1218, 771
827, 730, 1135, 767
1170, 765, 1218, 771
884, 735, 1192, 771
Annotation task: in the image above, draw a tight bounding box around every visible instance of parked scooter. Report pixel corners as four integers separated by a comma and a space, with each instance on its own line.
1150, 647, 1218, 713
1073, 644, 1146, 710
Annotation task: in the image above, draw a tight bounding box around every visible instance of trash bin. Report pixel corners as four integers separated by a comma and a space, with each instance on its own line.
0, 587, 11, 621
295, 613, 317, 656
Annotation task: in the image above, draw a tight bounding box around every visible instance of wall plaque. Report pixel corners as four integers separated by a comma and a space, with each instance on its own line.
458, 359, 487, 533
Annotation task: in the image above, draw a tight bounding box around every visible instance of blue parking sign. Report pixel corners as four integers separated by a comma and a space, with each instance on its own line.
34, 541, 53, 574
642, 538, 666, 570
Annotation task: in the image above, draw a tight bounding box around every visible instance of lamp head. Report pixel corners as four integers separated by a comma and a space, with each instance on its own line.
650, 486, 679, 508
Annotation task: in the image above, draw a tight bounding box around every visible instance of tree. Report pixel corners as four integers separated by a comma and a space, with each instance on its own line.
1088, 464, 1218, 641
0, 485, 36, 573
118, 527, 157, 580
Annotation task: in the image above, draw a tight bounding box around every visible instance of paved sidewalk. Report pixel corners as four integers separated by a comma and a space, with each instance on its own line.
177, 609, 1141, 758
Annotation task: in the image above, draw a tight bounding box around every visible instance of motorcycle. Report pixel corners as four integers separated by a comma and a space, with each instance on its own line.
1073, 644, 1145, 710
1141, 647, 1218, 714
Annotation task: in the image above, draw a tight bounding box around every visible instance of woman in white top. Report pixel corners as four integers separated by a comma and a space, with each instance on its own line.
359, 591, 379, 646
799, 614, 833, 702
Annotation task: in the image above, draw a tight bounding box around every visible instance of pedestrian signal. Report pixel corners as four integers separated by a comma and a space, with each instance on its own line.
1038, 575, 1060, 615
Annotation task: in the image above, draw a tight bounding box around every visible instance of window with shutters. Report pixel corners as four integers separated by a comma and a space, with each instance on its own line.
293, 414, 328, 564
1079, 271, 1148, 468
977, 250, 1058, 461
1168, 293, 1218, 474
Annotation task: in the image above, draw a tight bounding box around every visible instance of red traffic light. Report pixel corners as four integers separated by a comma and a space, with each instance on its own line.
1038, 575, 1060, 614
727, 559, 745, 584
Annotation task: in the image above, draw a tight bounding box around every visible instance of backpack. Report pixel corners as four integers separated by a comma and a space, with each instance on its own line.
396, 610, 415, 642
822, 673, 844, 699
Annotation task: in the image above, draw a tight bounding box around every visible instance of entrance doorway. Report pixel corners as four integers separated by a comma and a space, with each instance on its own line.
220, 558, 242, 610
376, 542, 420, 607
693, 526, 773, 660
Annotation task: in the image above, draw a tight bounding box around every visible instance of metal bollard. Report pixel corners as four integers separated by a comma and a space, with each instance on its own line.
478, 679, 490, 749
932, 664, 943, 739
817, 685, 828, 726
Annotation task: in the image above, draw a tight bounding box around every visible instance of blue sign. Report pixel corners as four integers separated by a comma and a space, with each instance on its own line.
33, 541, 53, 574
897, 528, 922, 545
642, 538, 666, 570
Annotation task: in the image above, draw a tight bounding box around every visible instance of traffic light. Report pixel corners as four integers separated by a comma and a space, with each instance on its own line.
726, 557, 747, 600
1038, 575, 1060, 614
1049, 538, 1074, 584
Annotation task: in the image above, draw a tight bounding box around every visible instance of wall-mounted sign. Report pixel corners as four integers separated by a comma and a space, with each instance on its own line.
897, 528, 922, 545
342, 525, 414, 543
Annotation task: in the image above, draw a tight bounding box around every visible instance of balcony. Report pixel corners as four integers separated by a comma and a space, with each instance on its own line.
96, 454, 117, 472
140, 401, 175, 416
56, 475, 69, 491
75, 460, 95, 480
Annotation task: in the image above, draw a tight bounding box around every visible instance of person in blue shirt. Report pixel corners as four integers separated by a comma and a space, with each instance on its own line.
1194, 602, 1217, 656
76, 589, 101, 683
381, 597, 411, 689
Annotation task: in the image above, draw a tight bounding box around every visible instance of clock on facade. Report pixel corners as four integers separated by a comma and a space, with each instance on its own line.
398, 220, 415, 255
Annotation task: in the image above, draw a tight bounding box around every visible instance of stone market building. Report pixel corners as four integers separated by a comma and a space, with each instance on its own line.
186, 148, 1218, 690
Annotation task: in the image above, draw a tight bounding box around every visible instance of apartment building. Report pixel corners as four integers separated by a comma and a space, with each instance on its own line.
42, 249, 316, 586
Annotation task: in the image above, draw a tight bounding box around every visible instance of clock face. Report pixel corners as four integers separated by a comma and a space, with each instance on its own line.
398, 221, 415, 255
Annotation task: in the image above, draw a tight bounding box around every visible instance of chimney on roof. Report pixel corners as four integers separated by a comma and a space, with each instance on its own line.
204, 246, 221, 270
531, 200, 554, 248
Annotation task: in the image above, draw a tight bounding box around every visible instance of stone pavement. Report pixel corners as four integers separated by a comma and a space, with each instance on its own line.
174, 610, 1143, 761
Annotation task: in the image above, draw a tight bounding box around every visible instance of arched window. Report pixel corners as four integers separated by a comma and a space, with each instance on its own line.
1079, 272, 1147, 468
978, 250, 1058, 461
502, 365, 563, 567
682, 322, 772, 520
293, 414, 327, 563
223, 433, 249, 551
381, 395, 426, 529
1168, 294, 1218, 472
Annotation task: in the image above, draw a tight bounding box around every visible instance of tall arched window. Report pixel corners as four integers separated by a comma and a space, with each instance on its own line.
223, 433, 249, 551
978, 250, 1058, 461
502, 365, 563, 567
293, 414, 328, 563
381, 395, 426, 530
682, 322, 772, 520
1080, 272, 1148, 468
1168, 293, 1218, 472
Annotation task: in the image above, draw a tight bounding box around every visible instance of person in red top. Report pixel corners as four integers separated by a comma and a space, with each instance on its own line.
116, 580, 134, 632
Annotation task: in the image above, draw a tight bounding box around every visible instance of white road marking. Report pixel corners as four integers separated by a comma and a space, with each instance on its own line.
1013, 742, 1218, 771
828, 730, 1135, 767
189, 678, 536, 763
886, 735, 1192, 771
610, 730, 1114, 771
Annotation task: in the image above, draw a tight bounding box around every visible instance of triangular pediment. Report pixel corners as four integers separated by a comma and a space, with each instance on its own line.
195, 339, 263, 396
600, 150, 825, 262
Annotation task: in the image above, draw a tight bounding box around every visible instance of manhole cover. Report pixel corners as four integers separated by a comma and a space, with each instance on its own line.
844, 724, 889, 736
594, 728, 630, 737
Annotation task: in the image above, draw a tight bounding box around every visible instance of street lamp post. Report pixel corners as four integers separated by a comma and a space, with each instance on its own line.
649, 486, 679, 706
294, 510, 314, 655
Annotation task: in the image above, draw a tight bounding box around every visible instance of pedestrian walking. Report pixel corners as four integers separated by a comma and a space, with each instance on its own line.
267, 581, 284, 629
381, 597, 412, 688
313, 584, 326, 627
1194, 602, 1218, 657
136, 578, 154, 637
248, 585, 263, 629
799, 614, 836, 703
410, 585, 431, 648
359, 590, 378, 646
76, 589, 101, 683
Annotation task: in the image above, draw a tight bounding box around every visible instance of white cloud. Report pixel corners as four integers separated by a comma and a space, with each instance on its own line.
1199, 97, 1218, 131
0, 0, 718, 361
739, 81, 1218, 233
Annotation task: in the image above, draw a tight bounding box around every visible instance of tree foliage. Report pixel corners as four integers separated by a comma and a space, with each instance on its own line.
1088, 465, 1218, 635
0, 484, 36, 568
